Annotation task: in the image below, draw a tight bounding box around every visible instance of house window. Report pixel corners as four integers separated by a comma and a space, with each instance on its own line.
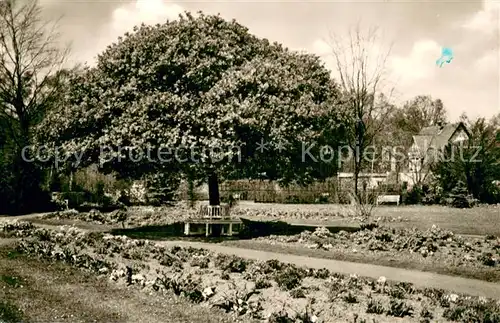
453, 132, 467, 143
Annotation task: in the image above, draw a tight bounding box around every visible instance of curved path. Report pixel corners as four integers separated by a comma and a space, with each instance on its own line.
2, 216, 499, 299
156, 240, 500, 299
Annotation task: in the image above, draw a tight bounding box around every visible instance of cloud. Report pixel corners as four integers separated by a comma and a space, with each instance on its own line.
311, 39, 331, 56
462, 0, 499, 33
312, 37, 441, 85
111, 0, 184, 35
75, 0, 184, 65
311, 37, 392, 87
474, 49, 498, 73
390, 40, 442, 84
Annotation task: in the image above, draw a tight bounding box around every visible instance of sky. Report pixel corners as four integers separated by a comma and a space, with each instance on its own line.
40, 0, 499, 121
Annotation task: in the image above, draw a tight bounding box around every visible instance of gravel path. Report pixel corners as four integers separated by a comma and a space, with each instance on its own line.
156, 240, 500, 299
2, 216, 499, 299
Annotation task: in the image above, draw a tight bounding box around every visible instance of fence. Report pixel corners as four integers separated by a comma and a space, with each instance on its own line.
179, 177, 406, 204
219, 179, 339, 203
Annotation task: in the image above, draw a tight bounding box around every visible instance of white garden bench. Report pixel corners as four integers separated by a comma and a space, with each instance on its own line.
199, 204, 231, 219
376, 195, 400, 206
183, 204, 241, 237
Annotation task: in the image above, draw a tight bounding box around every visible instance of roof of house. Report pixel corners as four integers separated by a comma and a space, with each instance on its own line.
410, 122, 469, 155
411, 135, 433, 154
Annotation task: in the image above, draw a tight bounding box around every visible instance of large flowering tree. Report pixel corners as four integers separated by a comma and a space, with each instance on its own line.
39, 12, 346, 205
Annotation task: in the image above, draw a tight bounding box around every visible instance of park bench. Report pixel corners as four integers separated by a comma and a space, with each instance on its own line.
199, 204, 231, 219
51, 192, 69, 210
376, 194, 400, 206
184, 204, 241, 237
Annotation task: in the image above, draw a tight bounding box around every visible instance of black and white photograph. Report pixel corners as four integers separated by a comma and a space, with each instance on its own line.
0, 0, 499, 322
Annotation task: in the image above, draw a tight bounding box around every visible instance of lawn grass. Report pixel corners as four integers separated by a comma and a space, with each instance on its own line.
223, 239, 500, 283
379, 205, 500, 236
0, 241, 256, 323
235, 202, 500, 236
27, 217, 115, 231
17, 202, 500, 236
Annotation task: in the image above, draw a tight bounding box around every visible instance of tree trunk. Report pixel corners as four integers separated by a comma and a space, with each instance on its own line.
354, 168, 360, 199
208, 172, 220, 206
353, 148, 360, 198
69, 170, 73, 191
48, 166, 53, 190
187, 174, 195, 208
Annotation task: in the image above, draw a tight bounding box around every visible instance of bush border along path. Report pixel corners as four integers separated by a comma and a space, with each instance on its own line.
1, 220, 499, 322
155, 240, 500, 299
0, 242, 254, 323
2, 217, 499, 299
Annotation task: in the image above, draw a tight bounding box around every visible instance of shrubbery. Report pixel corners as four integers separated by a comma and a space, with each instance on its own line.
448, 181, 477, 209
2, 220, 499, 322
260, 225, 500, 269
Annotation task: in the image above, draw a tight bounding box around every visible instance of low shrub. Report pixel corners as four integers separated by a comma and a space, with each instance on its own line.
214, 254, 248, 273
366, 299, 385, 314
443, 299, 500, 322
343, 292, 358, 303
274, 266, 304, 291
0, 300, 24, 322
312, 268, 330, 279
404, 186, 423, 205
478, 252, 497, 267
420, 306, 434, 319
422, 287, 445, 303
293, 303, 320, 323
448, 181, 477, 209
268, 310, 294, 323
327, 279, 345, 301
6, 218, 500, 323
387, 300, 413, 318
255, 277, 272, 289
159, 254, 184, 271
290, 287, 306, 299
190, 256, 210, 269
387, 282, 415, 299
157, 273, 204, 303
0, 275, 22, 288
263, 259, 283, 272
213, 282, 262, 318
360, 222, 379, 231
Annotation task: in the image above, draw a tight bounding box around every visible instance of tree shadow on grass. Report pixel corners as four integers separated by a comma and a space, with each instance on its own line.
239, 218, 359, 238
0, 300, 24, 323
108, 222, 233, 243
108, 218, 360, 243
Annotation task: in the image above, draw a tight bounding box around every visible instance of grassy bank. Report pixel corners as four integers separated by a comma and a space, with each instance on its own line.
0, 241, 254, 323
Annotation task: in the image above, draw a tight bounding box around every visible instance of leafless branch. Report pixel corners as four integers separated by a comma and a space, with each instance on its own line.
0, 0, 69, 144
323, 23, 395, 194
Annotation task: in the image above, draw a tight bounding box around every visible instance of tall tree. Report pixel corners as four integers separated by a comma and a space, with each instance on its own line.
393, 95, 448, 145
0, 0, 69, 214
433, 114, 500, 203
325, 24, 395, 196
40, 12, 346, 207
383, 95, 448, 180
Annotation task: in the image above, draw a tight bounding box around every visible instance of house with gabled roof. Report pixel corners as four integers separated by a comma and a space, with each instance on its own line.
402, 122, 470, 187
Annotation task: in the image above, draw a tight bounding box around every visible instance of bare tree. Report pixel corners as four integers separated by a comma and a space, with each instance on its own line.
408, 144, 433, 187
0, 0, 69, 213
383, 95, 448, 184
325, 24, 396, 197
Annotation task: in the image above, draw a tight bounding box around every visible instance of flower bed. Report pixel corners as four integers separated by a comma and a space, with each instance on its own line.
254, 225, 500, 271
41, 209, 127, 225
40, 204, 410, 228
231, 207, 410, 224
41, 205, 198, 227
1, 220, 499, 322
